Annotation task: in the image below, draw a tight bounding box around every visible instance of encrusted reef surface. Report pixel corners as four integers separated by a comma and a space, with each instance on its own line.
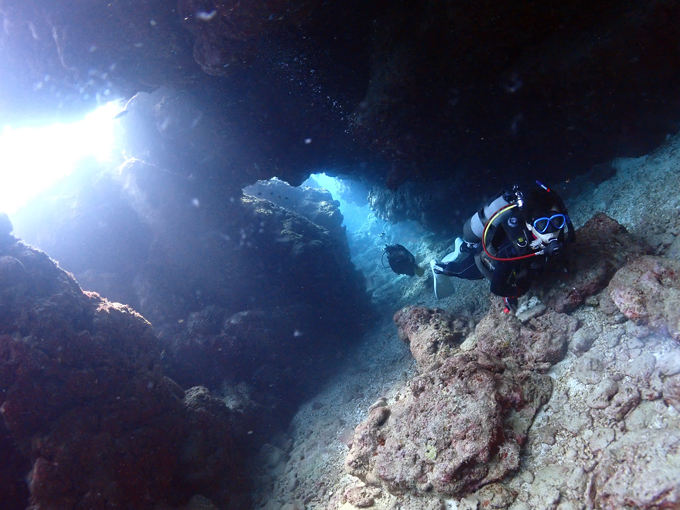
609, 255, 680, 341
347, 310, 554, 497
344, 302, 580, 498
250, 134, 680, 510
0, 230, 249, 509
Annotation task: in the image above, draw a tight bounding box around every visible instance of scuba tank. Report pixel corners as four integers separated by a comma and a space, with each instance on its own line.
382, 244, 425, 277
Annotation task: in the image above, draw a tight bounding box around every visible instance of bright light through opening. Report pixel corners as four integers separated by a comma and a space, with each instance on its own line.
309, 172, 343, 199
0, 101, 118, 214
305, 172, 372, 233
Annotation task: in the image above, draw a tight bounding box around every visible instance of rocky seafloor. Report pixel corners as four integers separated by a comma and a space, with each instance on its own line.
249, 134, 680, 510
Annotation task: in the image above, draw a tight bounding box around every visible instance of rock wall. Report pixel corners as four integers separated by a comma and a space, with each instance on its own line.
0, 231, 248, 509
12, 157, 373, 440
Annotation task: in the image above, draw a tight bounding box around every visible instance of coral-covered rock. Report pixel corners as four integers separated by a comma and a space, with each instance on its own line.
474, 483, 518, 509
537, 213, 648, 313
343, 485, 382, 508
0, 239, 244, 509
345, 351, 551, 497
608, 256, 680, 341
244, 178, 346, 246
663, 374, 680, 413
605, 382, 641, 422
591, 430, 680, 510
475, 308, 578, 369
393, 306, 472, 371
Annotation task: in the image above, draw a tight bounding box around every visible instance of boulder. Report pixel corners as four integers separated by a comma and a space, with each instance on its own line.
608, 255, 680, 341
537, 213, 648, 313
475, 308, 578, 369
345, 351, 551, 497
393, 306, 473, 372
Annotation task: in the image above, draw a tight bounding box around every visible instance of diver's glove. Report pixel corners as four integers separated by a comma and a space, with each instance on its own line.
503, 297, 518, 314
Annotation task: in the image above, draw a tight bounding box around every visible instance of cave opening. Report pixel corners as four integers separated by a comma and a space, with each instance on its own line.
0, 101, 120, 215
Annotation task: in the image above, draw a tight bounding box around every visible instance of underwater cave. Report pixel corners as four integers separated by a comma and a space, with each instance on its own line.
2, 1, 680, 509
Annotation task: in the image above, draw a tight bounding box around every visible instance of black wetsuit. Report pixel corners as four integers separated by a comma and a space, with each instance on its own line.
438, 184, 574, 299
439, 215, 550, 299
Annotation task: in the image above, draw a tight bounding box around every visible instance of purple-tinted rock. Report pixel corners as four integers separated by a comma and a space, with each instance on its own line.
0, 240, 245, 509
475, 306, 578, 369
605, 382, 641, 422
569, 326, 599, 355
537, 213, 647, 313
343, 485, 382, 508
345, 351, 551, 497
393, 306, 472, 371
474, 483, 518, 509
609, 256, 680, 341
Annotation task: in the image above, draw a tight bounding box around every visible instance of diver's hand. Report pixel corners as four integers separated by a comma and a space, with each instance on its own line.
503, 297, 518, 314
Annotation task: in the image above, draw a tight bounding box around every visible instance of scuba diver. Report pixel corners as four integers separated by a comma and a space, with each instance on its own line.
430, 181, 575, 313
382, 243, 425, 277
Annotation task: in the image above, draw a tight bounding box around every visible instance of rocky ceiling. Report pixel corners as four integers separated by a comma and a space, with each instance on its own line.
1, 0, 680, 198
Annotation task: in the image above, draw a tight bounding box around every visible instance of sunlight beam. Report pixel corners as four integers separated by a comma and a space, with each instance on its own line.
0, 101, 118, 214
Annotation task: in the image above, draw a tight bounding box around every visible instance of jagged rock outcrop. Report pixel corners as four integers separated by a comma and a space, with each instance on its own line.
345, 347, 552, 497
392, 306, 473, 372
475, 307, 579, 369
244, 178, 347, 250
13, 158, 372, 430
0, 234, 246, 510
345, 303, 582, 497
